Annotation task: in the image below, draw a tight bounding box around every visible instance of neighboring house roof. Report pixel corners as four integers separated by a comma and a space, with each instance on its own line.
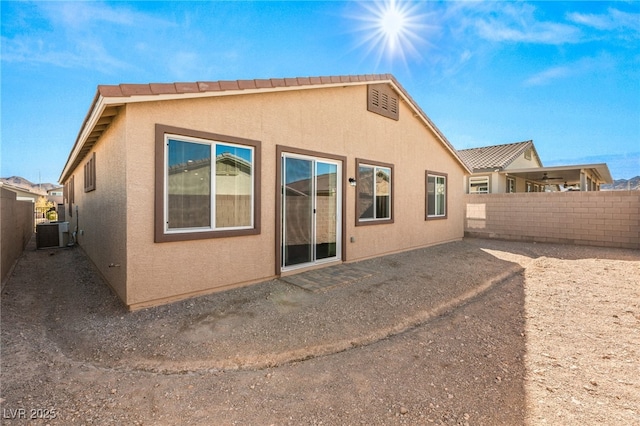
59, 74, 471, 182
457, 140, 540, 172
457, 140, 613, 185
0, 182, 42, 201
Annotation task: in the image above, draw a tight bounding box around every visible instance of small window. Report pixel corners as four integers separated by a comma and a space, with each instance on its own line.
469, 176, 489, 194
507, 177, 515, 193
84, 152, 96, 192
356, 159, 393, 225
155, 124, 261, 242
426, 172, 447, 219
526, 181, 533, 192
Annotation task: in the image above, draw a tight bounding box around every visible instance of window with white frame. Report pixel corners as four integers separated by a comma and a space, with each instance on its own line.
469, 176, 489, 194
155, 125, 260, 242
426, 172, 447, 219
356, 160, 393, 224
506, 177, 515, 193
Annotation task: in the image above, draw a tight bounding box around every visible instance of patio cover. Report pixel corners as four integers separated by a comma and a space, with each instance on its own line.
501, 163, 613, 190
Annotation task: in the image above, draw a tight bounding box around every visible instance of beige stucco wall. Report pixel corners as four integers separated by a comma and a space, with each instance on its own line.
507, 149, 542, 170
1, 188, 33, 286
66, 110, 129, 302
74, 84, 466, 308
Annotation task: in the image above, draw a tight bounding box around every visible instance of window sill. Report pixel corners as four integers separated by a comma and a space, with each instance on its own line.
355, 218, 394, 227
155, 227, 259, 243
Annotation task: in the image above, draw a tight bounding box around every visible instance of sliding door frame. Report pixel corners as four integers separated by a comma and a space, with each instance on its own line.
275, 145, 347, 275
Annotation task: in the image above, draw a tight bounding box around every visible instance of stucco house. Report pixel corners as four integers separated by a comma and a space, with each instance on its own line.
46, 186, 64, 205
59, 74, 470, 309
458, 140, 612, 193
0, 181, 42, 203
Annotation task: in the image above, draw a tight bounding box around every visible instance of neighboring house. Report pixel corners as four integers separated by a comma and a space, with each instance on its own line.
458, 140, 612, 193
58, 74, 470, 310
0, 181, 42, 203
47, 186, 64, 206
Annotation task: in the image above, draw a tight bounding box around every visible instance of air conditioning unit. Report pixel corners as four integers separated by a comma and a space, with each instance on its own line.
36, 222, 70, 249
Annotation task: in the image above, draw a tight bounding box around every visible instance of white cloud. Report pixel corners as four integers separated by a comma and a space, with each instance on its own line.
472, 3, 581, 44
524, 66, 573, 86
1, 2, 175, 74
1, 33, 131, 73
523, 54, 614, 87
567, 8, 640, 36
38, 1, 170, 29
566, 11, 612, 31
475, 20, 580, 44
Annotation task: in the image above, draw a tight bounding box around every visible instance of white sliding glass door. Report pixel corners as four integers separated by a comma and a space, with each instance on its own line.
282, 154, 341, 270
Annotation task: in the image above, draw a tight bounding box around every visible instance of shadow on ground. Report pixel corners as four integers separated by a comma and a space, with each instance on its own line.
7, 237, 606, 423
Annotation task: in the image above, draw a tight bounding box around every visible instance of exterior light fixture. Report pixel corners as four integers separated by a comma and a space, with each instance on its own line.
348, 177, 357, 187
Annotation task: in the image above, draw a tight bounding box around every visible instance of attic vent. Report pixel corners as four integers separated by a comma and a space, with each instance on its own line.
367, 84, 399, 121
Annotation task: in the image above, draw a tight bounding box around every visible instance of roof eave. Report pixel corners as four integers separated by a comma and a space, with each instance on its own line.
59, 91, 105, 183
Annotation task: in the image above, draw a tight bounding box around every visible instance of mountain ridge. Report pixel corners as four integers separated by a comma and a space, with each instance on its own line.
0, 176, 58, 194
601, 176, 639, 191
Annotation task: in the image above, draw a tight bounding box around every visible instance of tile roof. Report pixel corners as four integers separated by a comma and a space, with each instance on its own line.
457, 140, 536, 171
96, 75, 392, 98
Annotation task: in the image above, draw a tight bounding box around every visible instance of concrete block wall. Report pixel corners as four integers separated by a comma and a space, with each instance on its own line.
464, 191, 640, 249
1, 188, 34, 286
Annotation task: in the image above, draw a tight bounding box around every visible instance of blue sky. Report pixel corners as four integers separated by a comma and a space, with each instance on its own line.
2, 0, 639, 184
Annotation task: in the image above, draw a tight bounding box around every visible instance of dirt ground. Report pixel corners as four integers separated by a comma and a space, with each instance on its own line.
1, 238, 638, 425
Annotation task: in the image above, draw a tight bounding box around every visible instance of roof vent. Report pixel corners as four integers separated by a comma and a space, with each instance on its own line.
367, 84, 399, 121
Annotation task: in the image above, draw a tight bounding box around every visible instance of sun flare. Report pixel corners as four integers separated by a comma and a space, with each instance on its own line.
380, 2, 407, 49
350, 0, 427, 66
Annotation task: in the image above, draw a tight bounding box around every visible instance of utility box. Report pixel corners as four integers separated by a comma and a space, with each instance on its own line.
58, 221, 70, 247
36, 222, 70, 249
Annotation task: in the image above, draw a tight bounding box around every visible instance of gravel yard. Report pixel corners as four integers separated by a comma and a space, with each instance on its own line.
1, 238, 638, 425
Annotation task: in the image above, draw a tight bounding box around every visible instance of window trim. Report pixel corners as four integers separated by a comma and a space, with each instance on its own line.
469, 176, 489, 194
506, 176, 516, 193
154, 124, 261, 243
425, 171, 448, 220
355, 158, 394, 226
